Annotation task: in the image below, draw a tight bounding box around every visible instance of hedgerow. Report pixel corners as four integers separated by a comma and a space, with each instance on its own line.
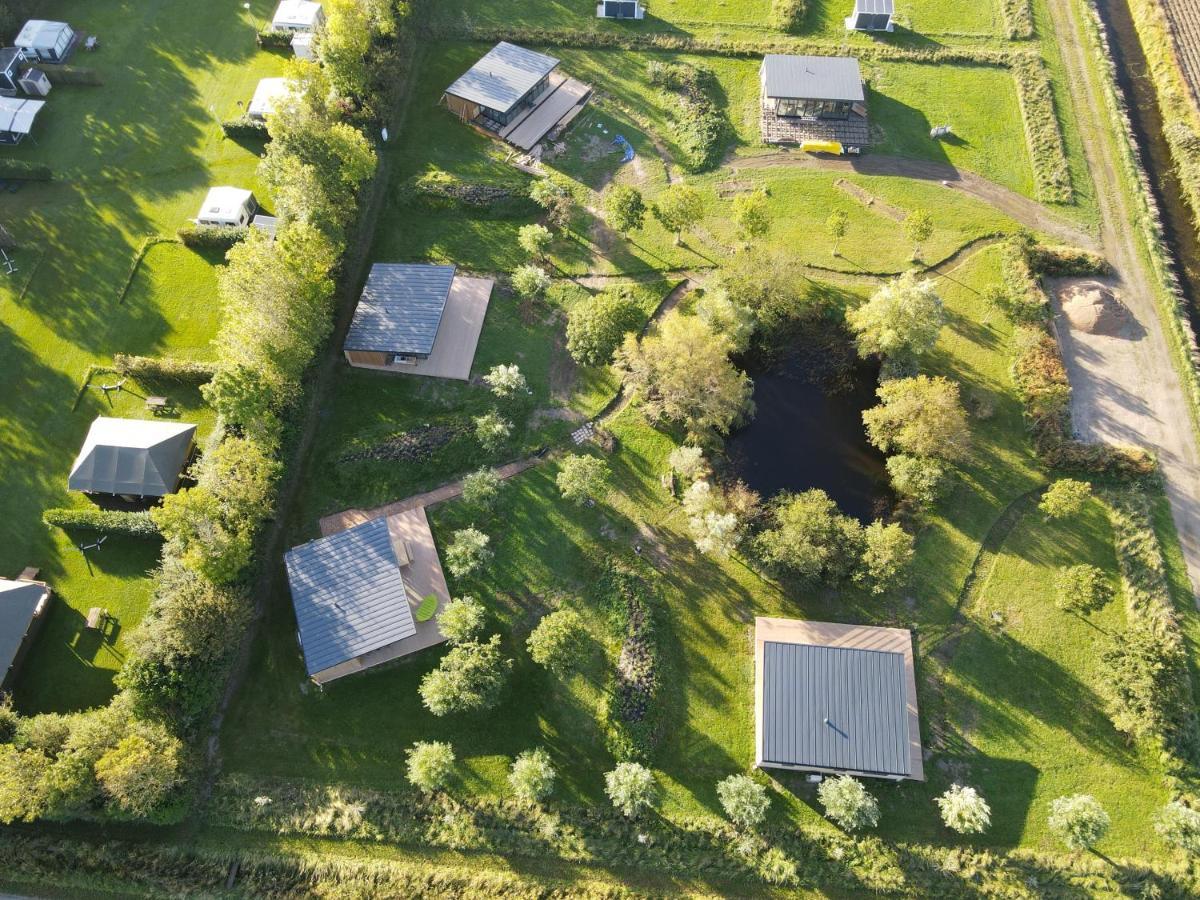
176, 224, 248, 251
1010, 55, 1073, 203
113, 353, 218, 384
0, 159, 51, 181
770, 0, 806, 34
999, 0, 1034, 40
221, 115, 270, 140
42, 508, 161, 539
256, 28, 294, 48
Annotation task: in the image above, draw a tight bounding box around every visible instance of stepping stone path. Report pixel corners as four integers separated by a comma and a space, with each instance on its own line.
571, 422, 595, 445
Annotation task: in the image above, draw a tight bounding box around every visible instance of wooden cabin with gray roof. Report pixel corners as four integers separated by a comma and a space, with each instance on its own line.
759, 54, 870, 152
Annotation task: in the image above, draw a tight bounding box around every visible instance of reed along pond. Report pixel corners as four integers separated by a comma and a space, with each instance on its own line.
726, 353, 892, 524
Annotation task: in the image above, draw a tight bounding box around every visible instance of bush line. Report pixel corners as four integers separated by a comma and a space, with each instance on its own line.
42, 508, 161, 539
116, 236, 180, 304
177, 224, 248, 252
598, 562, 664, 762
1010, 56, 1074, 203
113, 353, 218, 384
1000, 0, 1034, 40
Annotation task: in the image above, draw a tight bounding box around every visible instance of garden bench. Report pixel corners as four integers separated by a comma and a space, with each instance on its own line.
85, 607, 107, 630
145, 395, 170, 413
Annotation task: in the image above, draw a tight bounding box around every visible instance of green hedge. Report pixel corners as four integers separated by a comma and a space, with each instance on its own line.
113, 353, 218, 384
0, 159, 51, 181
176, 224, 248, 251
256, 28, 294, 48
42, 507, 161, 539
1000, 0, 1034, 39
43, 65, 102, 86
221, 115, 270, 140
1011, 56, 1073, 204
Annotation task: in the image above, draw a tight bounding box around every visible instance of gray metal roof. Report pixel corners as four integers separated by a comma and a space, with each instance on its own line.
444, 41, 560, 114
345, 263, 457, 355
0, 579, 48, 682
761, 640, 912, 777
285, 517, 416, 677
854, 0, 894, 12
0, 48, 20, 74
68, 418, 196, 497
760, 55, 865, 103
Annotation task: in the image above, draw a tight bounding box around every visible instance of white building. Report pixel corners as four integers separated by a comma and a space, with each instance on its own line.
14, 20, 75, 63
247, 77, 294, 120
845, 0, 894, 32
271, 0, 324, 32
195, 187, 257, 227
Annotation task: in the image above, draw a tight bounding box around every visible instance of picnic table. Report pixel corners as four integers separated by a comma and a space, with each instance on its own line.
18, 567, 40, 582
86, 607, 107, 630
85, 35, 98, 51
145, 395, 170, 413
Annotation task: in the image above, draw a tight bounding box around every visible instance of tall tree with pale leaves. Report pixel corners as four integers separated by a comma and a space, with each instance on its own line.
936, 784, 991, 834
847, 272, 945, 361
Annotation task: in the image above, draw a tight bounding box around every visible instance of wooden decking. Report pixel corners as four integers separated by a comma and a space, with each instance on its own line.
760, 108, 871, 148
502, 77, 592, 151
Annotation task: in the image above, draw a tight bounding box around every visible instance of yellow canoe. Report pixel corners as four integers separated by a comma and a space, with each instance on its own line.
800, 140, 843, 155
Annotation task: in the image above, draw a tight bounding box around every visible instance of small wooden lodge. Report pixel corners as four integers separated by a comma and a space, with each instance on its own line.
759, 54, 870, 152
846, 0, 894, 32
442, 41, 591, 152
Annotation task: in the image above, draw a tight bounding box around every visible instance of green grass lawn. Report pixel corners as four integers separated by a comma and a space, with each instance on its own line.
0, 0, 282, 712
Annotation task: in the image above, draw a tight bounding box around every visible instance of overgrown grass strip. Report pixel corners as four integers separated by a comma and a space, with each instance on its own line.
1010, 55, 1074, 203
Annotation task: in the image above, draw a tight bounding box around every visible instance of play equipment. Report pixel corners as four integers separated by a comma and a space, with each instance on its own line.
612, 134, 635, 162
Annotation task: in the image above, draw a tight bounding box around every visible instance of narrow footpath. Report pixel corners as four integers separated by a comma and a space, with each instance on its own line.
1047, 0, 1200, 599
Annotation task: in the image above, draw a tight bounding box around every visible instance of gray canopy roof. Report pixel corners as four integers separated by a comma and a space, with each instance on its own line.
285, 517, 417, 677
760, 54, 865, 102
68, 417, 196, 496
0, 579, 48, 683
444, 41, 560, 114
345, 263, 456, 355
761, 640, 912, 777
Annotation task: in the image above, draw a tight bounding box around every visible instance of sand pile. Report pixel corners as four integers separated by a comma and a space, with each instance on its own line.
1059, 281, 1129, 336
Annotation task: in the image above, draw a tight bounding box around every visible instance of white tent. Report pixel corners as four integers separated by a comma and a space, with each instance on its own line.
271, 0, 324, 32
15, 20, 75, 62
247, 77, 294, 120
0, 97, 45, 144
196, 186, 257, 227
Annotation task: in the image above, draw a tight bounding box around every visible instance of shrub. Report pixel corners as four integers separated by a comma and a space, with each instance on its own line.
1011, 325, 1071, 447
1048, 794, 1109, 851
770, 0, 806, 32
461, 467, 503, 510
517, 223, 552, 260
1155, 800, 1200, 854
603, 184, 646, 233
221, 116, 270, 140
405, 741, 455, 793
113, 353, 218, 384
556, 454, 610, 505
483, 363, 527, 399
1011, 56, 1073, 203
1100, 622, 1186, 741
886, 454, 947, 508
508, 748, 555, 804
732, 189, 771, 242
473, 410, 512, 451
177, 225, 248, 252
855, 521, 914, 595
0, 159, 51, 181
526, 610, 585, 674
418, 636, 512, 716
42, 507, 160, 539
936, 784, 991, 834
566, 289, 644, 366
647, 65, 725, 173
1054, 564, 1113, 615
528, 178, 573, 232
818, 776, 879, 832
600, 565, 663, 762
511, 264, 551, 300
716, 774, 769, 830
604, 762, 657, 818
1039, 478, 1092, 519
436, 597, 486, 645
668, 445, 709, 482
682, 480, 742, 557
42, 66, 101, 86
444, 528, 492, 579
94, 729, 184, 819
257, 27, 295, 48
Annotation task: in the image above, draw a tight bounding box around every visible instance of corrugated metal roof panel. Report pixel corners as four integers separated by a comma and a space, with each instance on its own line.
855, 0, 894, 13
444, 41, 560, 114
760, 55, 865, 102
285, 517, 417, 676
344, 263, 457, 356
67, 418, 196, 496
761, 641, 911, 777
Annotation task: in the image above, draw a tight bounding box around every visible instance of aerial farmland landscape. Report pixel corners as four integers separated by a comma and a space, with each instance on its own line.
4, 0, 1200, 896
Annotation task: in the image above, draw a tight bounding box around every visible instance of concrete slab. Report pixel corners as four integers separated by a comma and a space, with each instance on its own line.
504, 77, 591, 151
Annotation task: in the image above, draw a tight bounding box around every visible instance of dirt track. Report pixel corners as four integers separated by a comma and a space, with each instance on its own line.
1047, 0, 1200, 600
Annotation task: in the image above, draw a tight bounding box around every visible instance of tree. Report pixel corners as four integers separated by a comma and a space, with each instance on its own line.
615, 311, 754, 440
94, 729, 184, 818
668, 445, 709, 482
527, 610, 586, 674
826, 210, 849, 257
419, 635, 512, 716
197, 436, 282, 525
1054, 564, 1113, 615
754, 490, 862, 581
716, 774, 770, 830
604, 184, 647, 234
445, 527, 492, 579
886, 454, 948, 508
732, 189, 771, 243
473, 410, 512, 451
652, 182, 704, 244
682, 480, 742, 557
151, 486, 253, 585
319, 0, 372, 99
695, 288, 756, 355
405, 741, 455, 793
1040, 478, 1092, 520
511, 264, 551, 301
0, 745, 50, 824
936, 784, 991, 834
508, 748, 556, 805
518, 223, 553, 261
529, 179, 574, 232
566, 289, 644, 366
556, 454, 610, 505
818, 775, 880, 832
1100, 622, 1185, 740
462, 467, 504, 510
484, 363, 528, 399
856, 521, 914, 595
437, 597, 487, 645
1048, 794, 1110, 851
847, 272, 945, 361
715, 250, 829, 339
201, 364, 282, 444
604, 762, 658, 818
863, 375, 971, 461
1155, 800, 1200, 854
905, 209, 934, 260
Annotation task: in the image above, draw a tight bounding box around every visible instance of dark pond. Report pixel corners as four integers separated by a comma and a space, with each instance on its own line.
726, 353, 892, 524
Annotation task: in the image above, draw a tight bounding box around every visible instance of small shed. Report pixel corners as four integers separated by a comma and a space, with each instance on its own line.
247, 76, 293, 120
755, 617, 923, 781
291, 31, 316, 59
14, 20, 75, 63
196, 186, 257, 227
19, 67, 51, 97
0, 96, 44, 144
443, 42, 560, 129
846, 0, 894, 31
597, 0, 646, 19
68, 417, 197, 499
0, 576, 51, 693
0, 47, 22, 96
271, 0, 324, 32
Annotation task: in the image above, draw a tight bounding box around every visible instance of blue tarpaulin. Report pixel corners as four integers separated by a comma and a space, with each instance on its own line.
612, 134, 635, 163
